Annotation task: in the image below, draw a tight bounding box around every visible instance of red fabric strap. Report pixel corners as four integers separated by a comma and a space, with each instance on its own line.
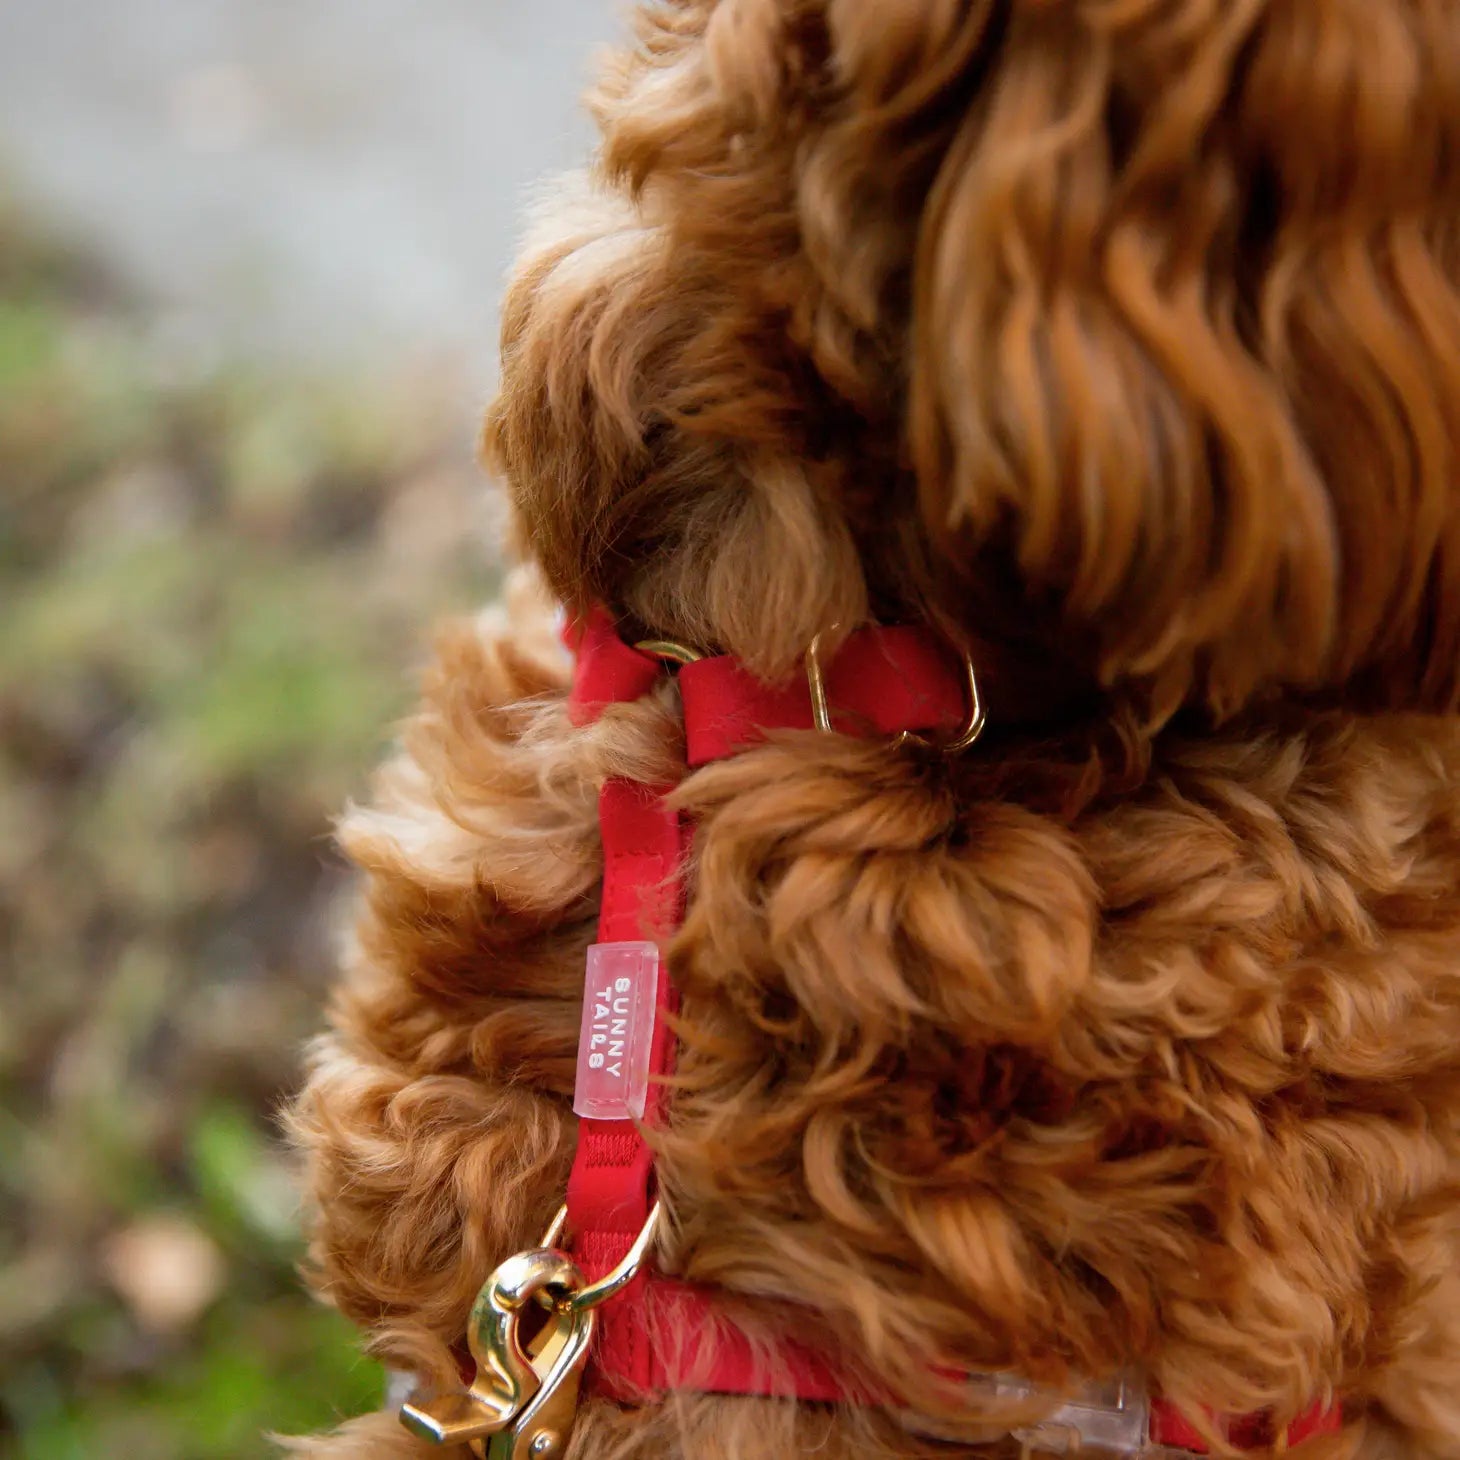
559, 609, 1345, 1447
563, 609, 685, 1393
566, 607, 686, 1389
566, 778, 684, 1393
1149, 1397, 1343, 1451
589, 1278, 862, 1404
567, 779, 682, 1204
565, 606, 664, 728
678, 624, 968, 767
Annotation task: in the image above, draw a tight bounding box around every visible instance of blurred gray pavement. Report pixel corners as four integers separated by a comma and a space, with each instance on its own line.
0, 0, 619, 378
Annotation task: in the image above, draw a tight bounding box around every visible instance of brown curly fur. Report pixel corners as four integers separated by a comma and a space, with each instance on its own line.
288, 2, 1460, 1456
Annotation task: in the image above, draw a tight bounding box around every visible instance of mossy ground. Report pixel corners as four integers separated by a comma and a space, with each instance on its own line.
0, 202, 496, 1457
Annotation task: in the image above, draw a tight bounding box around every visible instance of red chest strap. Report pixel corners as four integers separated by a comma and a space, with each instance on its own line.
563, 611, 683, 1394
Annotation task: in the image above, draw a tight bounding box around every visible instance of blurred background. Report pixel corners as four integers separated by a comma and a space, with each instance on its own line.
0, 3, 616, 1455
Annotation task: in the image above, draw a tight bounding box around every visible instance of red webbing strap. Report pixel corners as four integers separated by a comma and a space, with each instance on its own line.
677, 624, 968, 767
591, 1278, 865, 1402
565, 607, 663, 724
564, 607, 683, 1394
1149, 1397, 1342, 1451
569, 779, 684, 1394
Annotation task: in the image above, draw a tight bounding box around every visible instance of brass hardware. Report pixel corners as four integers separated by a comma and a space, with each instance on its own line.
400, 1203, 662, 1457
904, 650, 985, 753
481, 1295, 593, 1460
560, 1201, 661, 1314
633, 638, 704, 666
804, 627, 986, 755
804, 631, 838, 735
400, 1245, 593, 1457
539, 1205, 569, 1248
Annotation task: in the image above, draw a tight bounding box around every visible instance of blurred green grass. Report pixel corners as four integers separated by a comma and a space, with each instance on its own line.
0, 200, 495, 1456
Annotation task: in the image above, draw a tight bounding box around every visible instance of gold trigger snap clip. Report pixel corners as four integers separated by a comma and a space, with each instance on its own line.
399, 1204, 663, 1458
399, 1229, 593, 1457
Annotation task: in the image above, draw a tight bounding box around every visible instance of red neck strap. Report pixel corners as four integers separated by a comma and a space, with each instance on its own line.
561, 608, 1343, 1450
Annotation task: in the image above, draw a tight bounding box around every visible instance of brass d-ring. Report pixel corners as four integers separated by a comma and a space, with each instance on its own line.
634, 639, 703, 666
804, 631, 838, 734
563, 1201, 662, 1314
804, 626, 986, 756
899, 651, 985, 754
531, 1202, 663, 1315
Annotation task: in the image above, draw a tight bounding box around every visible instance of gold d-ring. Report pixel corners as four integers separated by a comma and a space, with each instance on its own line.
804, 632, 837, 735
634, 639, 703, 666
804, 628, 986, 755
532, 1202, 663, 1315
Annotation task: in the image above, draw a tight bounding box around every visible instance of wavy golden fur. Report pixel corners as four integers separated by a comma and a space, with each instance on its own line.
288, 2, 1460, 1456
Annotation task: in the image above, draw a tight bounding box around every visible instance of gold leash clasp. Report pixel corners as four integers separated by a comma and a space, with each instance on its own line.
399, 1203, 662, 1458
400, 1237, 592, 1457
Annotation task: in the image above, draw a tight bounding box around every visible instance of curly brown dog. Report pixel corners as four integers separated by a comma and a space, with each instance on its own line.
288, 2, 1460, 1456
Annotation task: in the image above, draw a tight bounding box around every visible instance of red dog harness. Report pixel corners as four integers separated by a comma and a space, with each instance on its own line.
402, 609, 1344, 1457
564, 608, 979, 1406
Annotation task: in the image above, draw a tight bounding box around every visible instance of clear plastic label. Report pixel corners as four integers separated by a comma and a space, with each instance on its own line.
906, 1373, 1153, 1455
573, 941, 660, 1121
1005, 1373, 1150, 1455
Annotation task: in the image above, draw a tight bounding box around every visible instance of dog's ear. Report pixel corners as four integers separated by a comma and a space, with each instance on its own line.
490, 0, 1460, 720
484, 174, 868, 678
901, 0, 1460, 721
